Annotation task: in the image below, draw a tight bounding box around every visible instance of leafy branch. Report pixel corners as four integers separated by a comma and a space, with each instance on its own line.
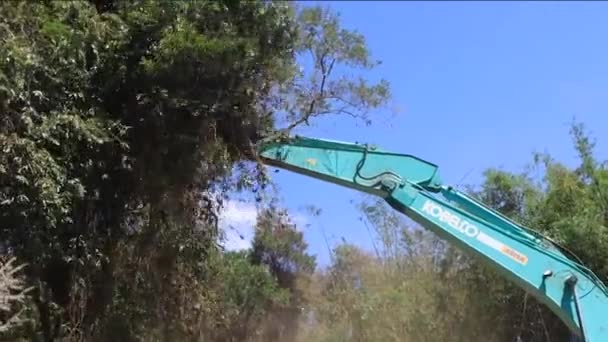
261, 5, 391, 143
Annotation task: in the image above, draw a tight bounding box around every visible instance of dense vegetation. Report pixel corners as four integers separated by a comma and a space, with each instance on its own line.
303, 123, 608, 341
0, 1, 606, 342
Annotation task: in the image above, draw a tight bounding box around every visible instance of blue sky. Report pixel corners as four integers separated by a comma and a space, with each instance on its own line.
221, 1, 608, 267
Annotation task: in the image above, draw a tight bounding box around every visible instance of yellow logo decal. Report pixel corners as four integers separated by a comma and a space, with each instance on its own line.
305, 158, 317, 167
500, 245, 528, 265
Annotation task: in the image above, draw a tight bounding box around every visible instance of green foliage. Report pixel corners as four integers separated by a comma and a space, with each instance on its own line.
0, 1, 388, 340
270, 5, 391, 134
302, 237, 470, 342
201, 250, 290, 342
250, 203, 316, 341
252, 205, 316, 278
476, 121, 607, 283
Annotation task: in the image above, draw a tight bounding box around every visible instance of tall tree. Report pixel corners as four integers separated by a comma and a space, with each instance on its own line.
250, 203, 316, 342
0, 1, 390, 340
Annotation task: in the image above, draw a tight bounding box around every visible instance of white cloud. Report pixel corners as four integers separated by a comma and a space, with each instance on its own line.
218, 200, 258, 251
218, 199, 310, 251
220, 200, 259, 227
291, 213, 310, 228
223, 228, 254, 251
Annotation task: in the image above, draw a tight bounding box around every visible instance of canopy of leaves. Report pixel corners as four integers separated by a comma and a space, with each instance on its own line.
0, 1, 390, 340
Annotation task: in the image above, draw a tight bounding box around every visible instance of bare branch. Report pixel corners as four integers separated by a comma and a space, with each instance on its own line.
0, 257, 32, 334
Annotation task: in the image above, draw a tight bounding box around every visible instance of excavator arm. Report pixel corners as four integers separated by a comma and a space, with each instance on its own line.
257, 135, 608, 342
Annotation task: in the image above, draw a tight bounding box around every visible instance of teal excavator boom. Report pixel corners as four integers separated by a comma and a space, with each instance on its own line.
256, 135, 608, 342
